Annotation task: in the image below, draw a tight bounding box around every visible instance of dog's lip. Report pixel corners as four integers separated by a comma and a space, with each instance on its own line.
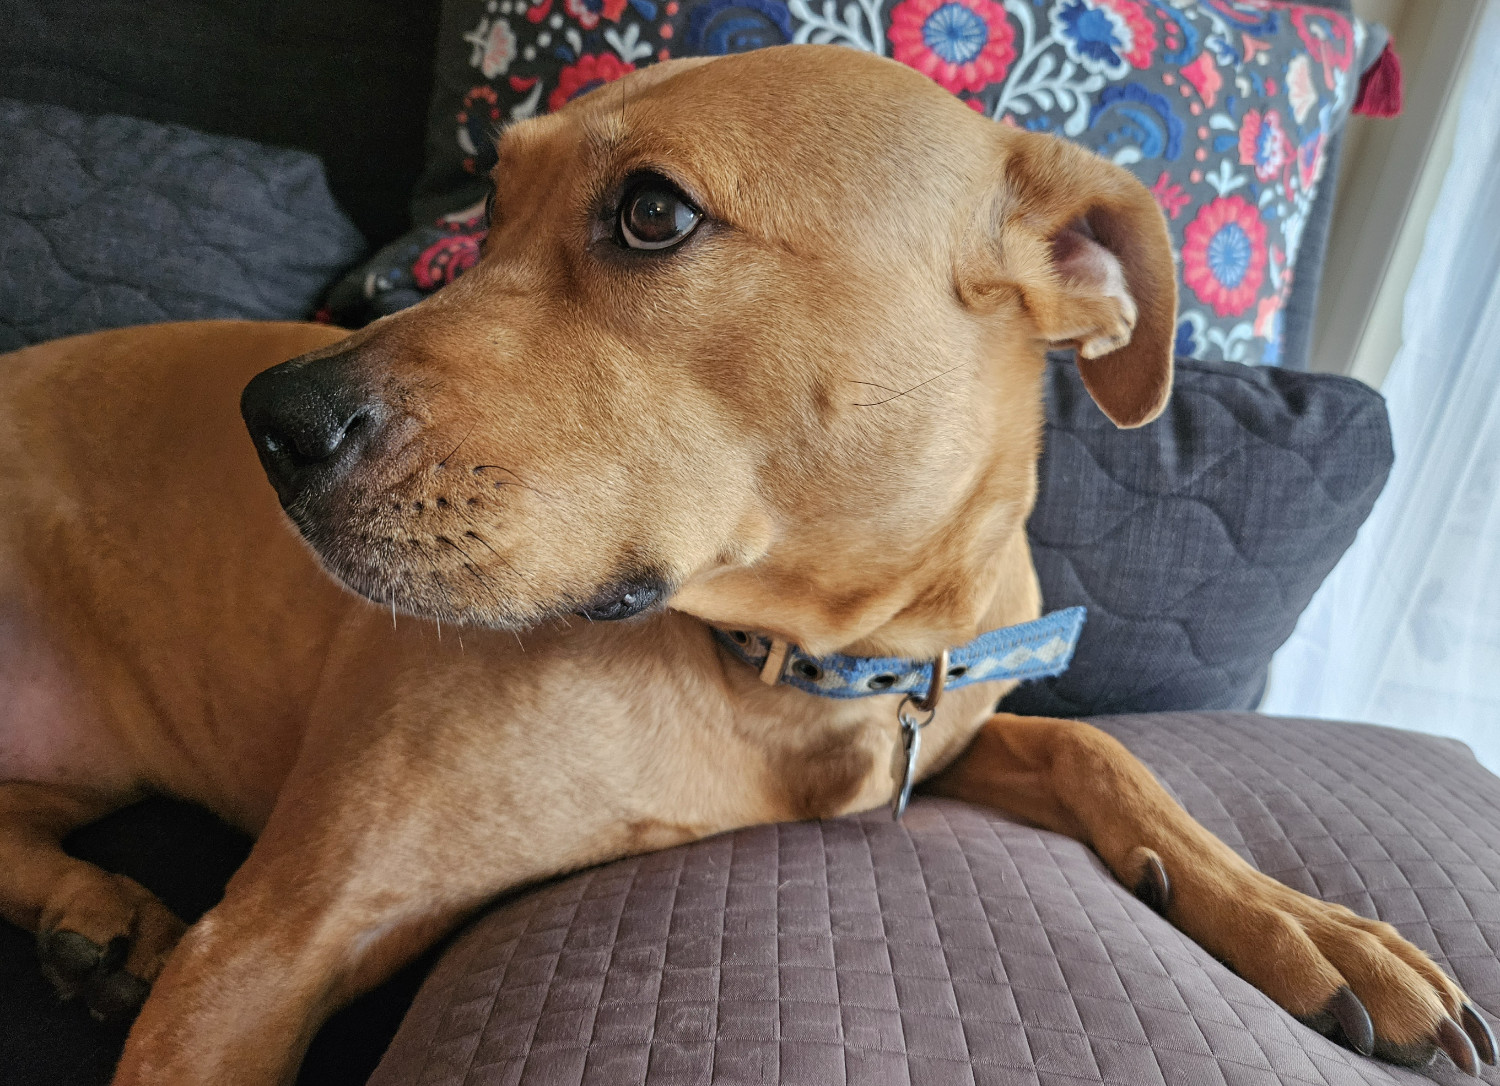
285, 511, 675, 632
573, 576, 671, 622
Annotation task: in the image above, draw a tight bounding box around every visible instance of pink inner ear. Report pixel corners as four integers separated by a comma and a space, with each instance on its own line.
1051, 221, 1131, 311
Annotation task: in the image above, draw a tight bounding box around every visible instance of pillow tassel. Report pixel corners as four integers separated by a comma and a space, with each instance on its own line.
1354, 40, 1404, 118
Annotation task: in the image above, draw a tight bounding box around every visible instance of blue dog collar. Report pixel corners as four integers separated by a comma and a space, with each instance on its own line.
712, 606, 1085, 700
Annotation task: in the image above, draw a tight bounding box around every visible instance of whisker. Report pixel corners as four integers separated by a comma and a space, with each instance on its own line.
848, 379, 905, 396
470, 465, 546, 497
438, 424, 479, 469
461, 529, 505, 560
439, 536, 516, 604
851, 362, 970, 407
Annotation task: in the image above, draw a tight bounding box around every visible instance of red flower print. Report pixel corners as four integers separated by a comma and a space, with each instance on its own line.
1181, 196, 1267, 317
890, 0, 1016, 95
1297, 129, 1326, 192
1181, 51, 1221, 107
413, 233, 483, 291
548, 53, 636, 113
1291, 10, 1355, 90
1048, 0, 1156, 76
1238, 108, 1288, 183
1286, 54, 1317, 124
1150, 171, 1190, 219
565, 0, 627, 30
463, 16, 518, 78
1099, 0, 1155, 69
1254, 293, 1281, 339
457, 85, 503, 175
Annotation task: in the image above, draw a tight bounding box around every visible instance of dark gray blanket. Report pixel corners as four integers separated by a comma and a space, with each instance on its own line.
369, 713, 1499, 1085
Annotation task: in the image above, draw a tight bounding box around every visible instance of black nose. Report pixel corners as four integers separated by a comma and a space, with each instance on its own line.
241, 354, 386, 503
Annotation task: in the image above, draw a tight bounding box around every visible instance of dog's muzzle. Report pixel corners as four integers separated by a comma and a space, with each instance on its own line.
241, 350, 388, 507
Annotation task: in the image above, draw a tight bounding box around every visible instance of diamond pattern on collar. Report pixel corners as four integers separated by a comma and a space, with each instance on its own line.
713, 607, 1086, 700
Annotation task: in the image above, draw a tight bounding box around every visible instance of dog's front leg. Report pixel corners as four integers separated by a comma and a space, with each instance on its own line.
110, 711, 609, 1086
112, 876, 436, 1086
929, 714, 1497, 1073
110, 798, 481, 1086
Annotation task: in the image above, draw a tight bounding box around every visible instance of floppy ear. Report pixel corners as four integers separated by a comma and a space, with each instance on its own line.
957, 128, 1177, 428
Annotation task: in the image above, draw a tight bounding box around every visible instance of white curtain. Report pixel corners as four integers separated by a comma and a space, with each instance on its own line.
1262, 0, 1500, 772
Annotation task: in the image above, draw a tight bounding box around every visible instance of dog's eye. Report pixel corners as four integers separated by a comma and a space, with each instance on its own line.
617, 175, 701, 251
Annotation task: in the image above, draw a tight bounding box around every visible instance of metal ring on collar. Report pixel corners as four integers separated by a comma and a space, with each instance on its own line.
911, 649, 948, 713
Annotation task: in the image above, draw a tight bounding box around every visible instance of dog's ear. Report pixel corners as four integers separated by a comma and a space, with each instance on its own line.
957, 128, 1176, 428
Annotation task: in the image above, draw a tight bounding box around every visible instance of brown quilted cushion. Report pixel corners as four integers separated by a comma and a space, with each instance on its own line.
370, 713, 1500, 1085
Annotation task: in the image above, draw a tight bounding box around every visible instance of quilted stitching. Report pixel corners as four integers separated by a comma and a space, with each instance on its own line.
998, 357, 1393, 719
370, 713, 1499, 1085
0, 98, 367, 351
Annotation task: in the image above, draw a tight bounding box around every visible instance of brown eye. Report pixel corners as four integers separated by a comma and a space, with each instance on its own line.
617, 175, 701, 251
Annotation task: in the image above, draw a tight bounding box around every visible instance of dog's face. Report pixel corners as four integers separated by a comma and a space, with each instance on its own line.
242, 46, 1175, 652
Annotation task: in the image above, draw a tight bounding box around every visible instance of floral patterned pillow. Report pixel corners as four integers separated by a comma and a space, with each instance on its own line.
327, 0, 1371, 366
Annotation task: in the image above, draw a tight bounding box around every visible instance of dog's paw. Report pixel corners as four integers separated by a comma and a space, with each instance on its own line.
1174, 865, 1496, 1074
37, 872, 185, 1021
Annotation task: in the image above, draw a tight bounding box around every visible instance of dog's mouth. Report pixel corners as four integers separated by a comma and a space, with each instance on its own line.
573, 577, 671, 622
304, 534, 673, 630
281, 476, 674, 631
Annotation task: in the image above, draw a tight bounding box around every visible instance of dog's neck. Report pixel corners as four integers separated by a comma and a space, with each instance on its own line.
676, 518, 1042, 664
841, 523, 1044, 660
675, 359, 1046, 661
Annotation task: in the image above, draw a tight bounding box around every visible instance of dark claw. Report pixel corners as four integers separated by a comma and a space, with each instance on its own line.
99, 934, 129, 973
1438, 1016, 1481, 1076
1373, 1039, 1439, 1069
37, 930, 149, 1020
1299, 986, 1375, 1057
1461, 1003, 1497, 1066
1327, 986, 1375, 1057
85, 969, 151, 1022
1133, 852, 1170, 914
38, 930, 105, 986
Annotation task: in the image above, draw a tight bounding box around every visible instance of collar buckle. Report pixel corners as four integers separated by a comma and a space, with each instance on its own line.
758, 639, 791, 685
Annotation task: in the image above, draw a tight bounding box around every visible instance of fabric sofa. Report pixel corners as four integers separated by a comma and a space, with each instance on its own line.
0, 2, 1495, 1084
370, 714, 1500, 1086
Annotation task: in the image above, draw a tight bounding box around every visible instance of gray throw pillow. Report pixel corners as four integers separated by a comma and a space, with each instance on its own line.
0, 99, 367, 352
1002, 355, 1393, 718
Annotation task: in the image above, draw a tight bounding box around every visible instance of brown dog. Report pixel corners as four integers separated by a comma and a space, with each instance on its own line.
0, 45, 1492, 1085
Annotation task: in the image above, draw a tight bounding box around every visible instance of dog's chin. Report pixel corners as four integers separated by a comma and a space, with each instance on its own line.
276, 513, 522, 628
326, 561, 540, 629
293, 523, 673, 631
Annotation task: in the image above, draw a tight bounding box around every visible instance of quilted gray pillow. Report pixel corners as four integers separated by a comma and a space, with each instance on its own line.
1002, 356, 1393, 719
0, 98, 367, 351
368, 712, 1500, 1085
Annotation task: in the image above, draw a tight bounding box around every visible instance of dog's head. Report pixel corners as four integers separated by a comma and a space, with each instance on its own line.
242, 46, 1175, 654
